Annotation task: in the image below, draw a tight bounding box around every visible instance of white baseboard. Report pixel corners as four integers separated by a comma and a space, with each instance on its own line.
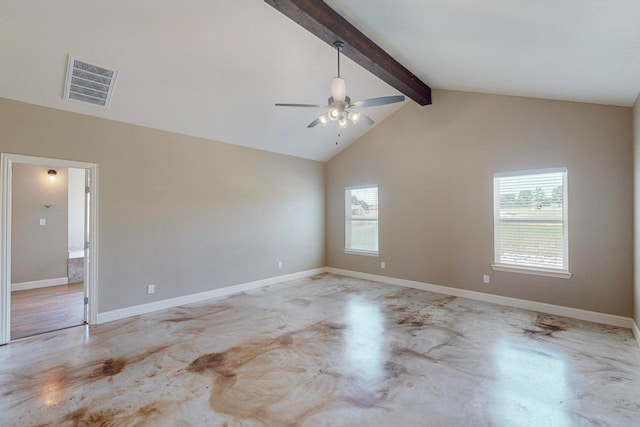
327, 268, 637, 331
11, 277, 69, 291
96, 268, 326, 324
96, 266, 639, 347
633, 321, 640, 348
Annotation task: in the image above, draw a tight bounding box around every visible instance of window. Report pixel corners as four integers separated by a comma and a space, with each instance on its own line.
345, 186, 378, 256
493, 168, 570, 278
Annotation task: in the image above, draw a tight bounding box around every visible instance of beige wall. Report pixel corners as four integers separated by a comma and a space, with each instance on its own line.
2, 91, 634, 319
327, 90, 633, 317
11, 164, 68, 284
0, 98, 326, 312
633, 94, 640, 326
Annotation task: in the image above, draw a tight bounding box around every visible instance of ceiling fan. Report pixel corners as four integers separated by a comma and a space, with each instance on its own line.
275, 41, 405, 129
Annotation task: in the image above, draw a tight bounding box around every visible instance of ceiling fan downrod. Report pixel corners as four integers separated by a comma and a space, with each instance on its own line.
334, 41, 344, 78
331, 41, 347, 106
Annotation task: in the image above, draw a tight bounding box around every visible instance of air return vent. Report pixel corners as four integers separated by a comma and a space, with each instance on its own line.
63, 56, 118, 107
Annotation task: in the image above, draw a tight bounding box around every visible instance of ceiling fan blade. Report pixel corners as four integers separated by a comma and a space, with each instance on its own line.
307, 117, 322, 128
360, 113, 375, 126
275, 103, 327, 108
349, 95, 405, 108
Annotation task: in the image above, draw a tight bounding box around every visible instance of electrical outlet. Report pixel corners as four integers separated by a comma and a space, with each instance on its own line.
381, 261, 386, 269
278, 261, 283, 269
483, 275, 490, 284
147, 284, 155, 295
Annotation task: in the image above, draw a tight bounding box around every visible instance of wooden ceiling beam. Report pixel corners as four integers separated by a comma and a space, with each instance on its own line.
264, 0, 432, 106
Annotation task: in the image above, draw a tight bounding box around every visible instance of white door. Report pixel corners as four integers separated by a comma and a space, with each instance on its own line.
83, 168, 90, 323
0, 154, 99, 345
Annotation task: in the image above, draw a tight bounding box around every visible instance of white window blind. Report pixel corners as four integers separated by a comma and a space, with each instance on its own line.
493, 168, 568, 274
345, 186, 379, 255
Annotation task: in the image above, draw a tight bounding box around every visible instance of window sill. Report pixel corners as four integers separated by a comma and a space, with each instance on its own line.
344, 249, 379, 257
491, 264, 572, 279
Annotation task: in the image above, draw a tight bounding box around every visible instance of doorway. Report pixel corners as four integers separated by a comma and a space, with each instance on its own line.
0, 154, 98, 345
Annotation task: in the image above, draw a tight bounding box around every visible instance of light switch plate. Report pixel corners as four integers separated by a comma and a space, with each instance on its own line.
39, 218, 46, 226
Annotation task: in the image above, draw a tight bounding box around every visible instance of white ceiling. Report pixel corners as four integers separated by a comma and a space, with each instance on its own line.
1, 1, 639, 162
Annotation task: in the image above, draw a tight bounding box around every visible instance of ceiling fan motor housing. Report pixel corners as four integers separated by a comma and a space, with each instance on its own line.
331, 77, 347, 102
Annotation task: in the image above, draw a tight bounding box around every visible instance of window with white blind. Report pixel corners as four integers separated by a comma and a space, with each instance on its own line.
492, 168, 571, 278
345, 186, 379, 256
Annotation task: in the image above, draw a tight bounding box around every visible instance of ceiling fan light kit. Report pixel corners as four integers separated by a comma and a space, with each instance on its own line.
275, 41, 405, 129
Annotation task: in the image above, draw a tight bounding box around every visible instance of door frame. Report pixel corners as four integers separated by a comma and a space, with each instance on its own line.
0, 153, 99, 345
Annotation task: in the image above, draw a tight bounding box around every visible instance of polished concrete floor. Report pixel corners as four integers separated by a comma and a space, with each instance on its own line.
1, 274, 639, 426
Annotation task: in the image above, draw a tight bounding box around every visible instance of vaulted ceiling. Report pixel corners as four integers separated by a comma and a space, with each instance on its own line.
1, 1, 639, 162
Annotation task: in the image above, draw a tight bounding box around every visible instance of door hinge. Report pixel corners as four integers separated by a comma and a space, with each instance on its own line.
84, 297, 89, 305
84, 241, 90, 249
85, 186, 90, 194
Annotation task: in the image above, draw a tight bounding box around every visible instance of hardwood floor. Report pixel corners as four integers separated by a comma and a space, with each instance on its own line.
10, 283, 85, 340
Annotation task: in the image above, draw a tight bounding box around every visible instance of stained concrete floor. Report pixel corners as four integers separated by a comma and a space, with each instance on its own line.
1, 274, 639, 426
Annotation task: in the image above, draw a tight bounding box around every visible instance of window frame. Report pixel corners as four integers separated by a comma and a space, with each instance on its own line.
492, 167, 571, 279
344, 185, 379, 257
